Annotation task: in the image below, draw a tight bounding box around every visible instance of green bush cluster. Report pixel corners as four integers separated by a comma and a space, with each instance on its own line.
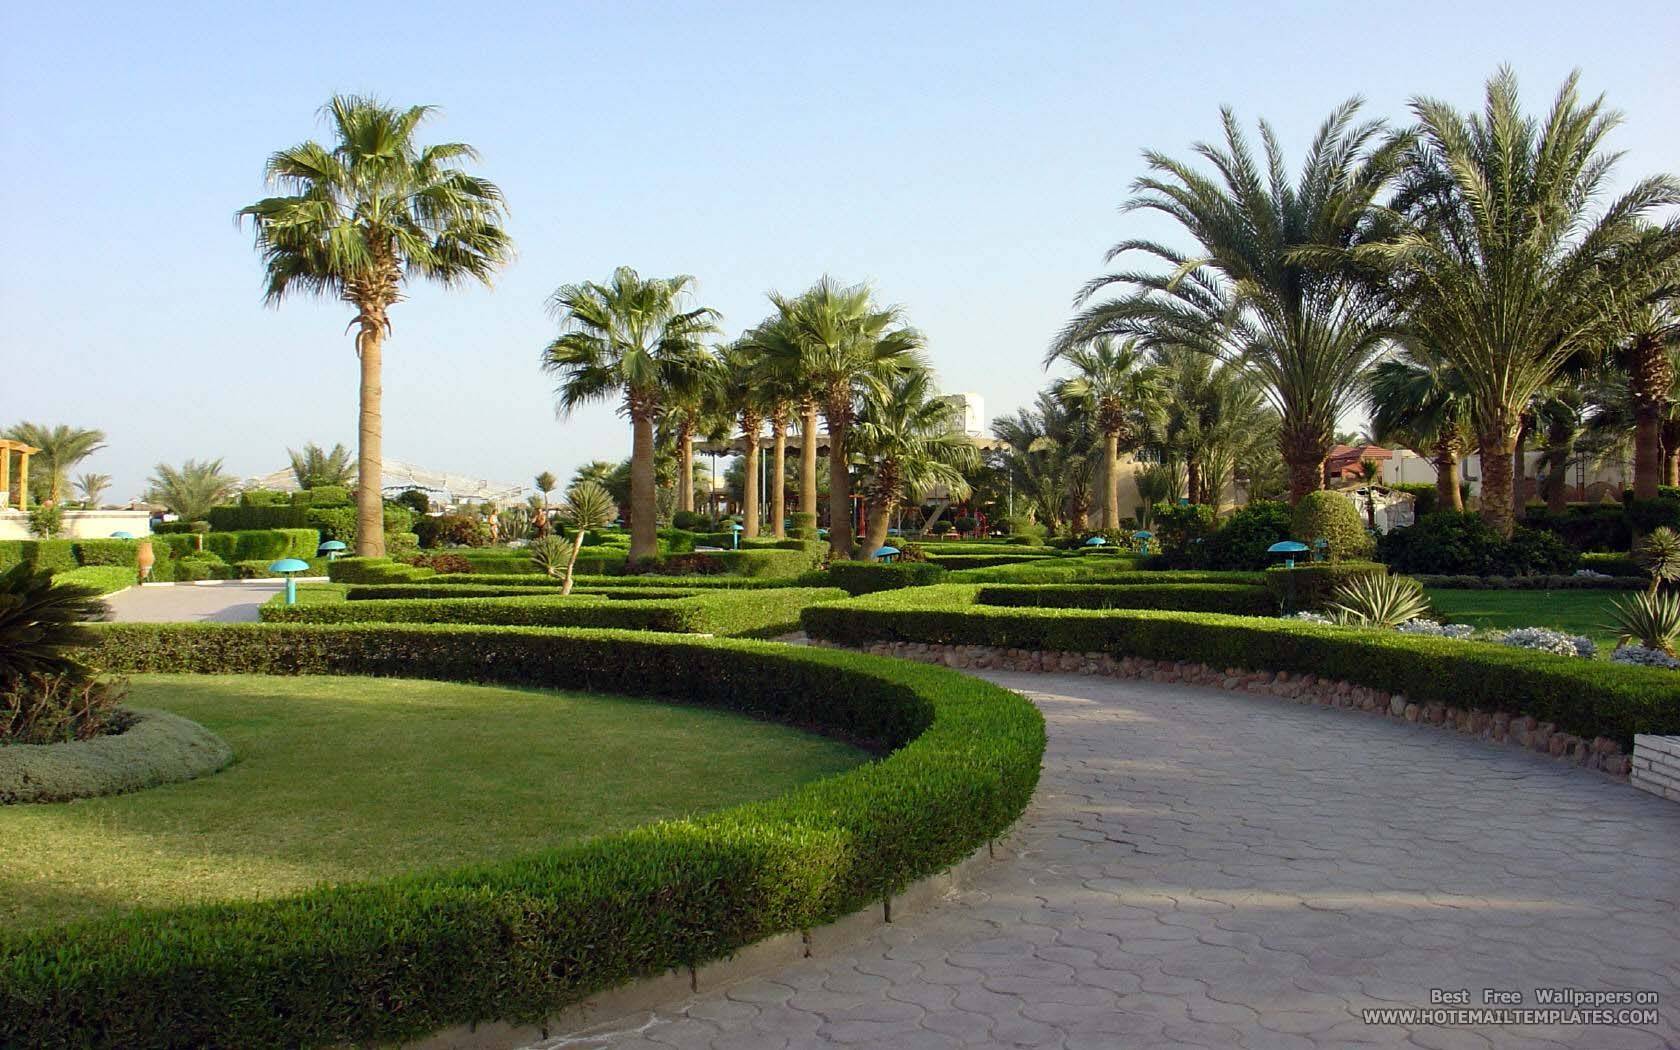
326, 557, 438, 584
206, 504, 311, 530
1521, 503, 1629, 552
1377, 511, 1580, 576
150, 521, 209, 535
49, 566, 137, 595
975, 583, 1275, 615
1290, 491, 1374, 561
1390, 482, 1438, 519
427, 573, 806, 591
201, 528, 319, 565
1, 625, 1043, 1049
828, 562, 949, 595
1263, 561, 1386, 611
800, 585, 1680, 747
1196, 501, 1292, 571
0, 539, 141, 573
261, 586, 845, 638
921, 553, 1055, 570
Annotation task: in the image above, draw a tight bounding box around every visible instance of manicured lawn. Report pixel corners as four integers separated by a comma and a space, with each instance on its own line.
1424, 589, 1623, 649
0, 674, 866, 930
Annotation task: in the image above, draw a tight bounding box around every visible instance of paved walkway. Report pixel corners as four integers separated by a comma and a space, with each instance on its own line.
103, 580, 288, 622
540, 671, 1680, 1050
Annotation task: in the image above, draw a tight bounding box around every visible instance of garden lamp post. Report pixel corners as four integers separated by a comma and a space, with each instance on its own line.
874, 545, 900, 563
1267, 540, 1310, 570
1313, 537, 1329, 563
269, 558, 310, 605
1082, 536, 1107, 548
1134, 530, 1153, 556
318, 540, 348, 560
110, 531, 135, 539
729, 522, 744, 549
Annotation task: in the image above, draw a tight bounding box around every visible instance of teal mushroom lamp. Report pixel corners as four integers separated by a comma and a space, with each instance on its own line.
1267, 540, 1310, 569
1312, 537, 1330, 563
874, 545, 900, 563
1133, 530, 1154, 556
110, 530, 135, 539
269, 557, 311, 605
318, 540, 348, 560
1082, 535, 1107, 547
729, 522, 745, 549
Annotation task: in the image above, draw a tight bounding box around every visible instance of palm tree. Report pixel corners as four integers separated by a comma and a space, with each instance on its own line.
146, 459, 236, 521
749, 309, 824, 534
1048, 337, 1162, 528
533, 471, 557, 508
571, 460, 616, 490
1057, 100, 1409, 505
74, 473, 111, 508
716, 338, 777, 537
1349, 69, 1680, 535
991, 394, 1098, 535
1605, 264, 1680, 500
288, 442, 355, 489
756, 278, 924, 559
1146, 347, 1266, 507
238, 96, 512, 557
853, 370, 977, 554
554, 481, 616, 595
1533, 384, 1591, 514
2, 424, 106, 506
1367, 338, 1475, 513
540, 267, 721, 561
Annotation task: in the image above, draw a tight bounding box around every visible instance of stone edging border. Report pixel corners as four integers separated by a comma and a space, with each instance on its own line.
0, 707, 233, 804
815, 639, 1636, 781
397, 840, 1008, 1050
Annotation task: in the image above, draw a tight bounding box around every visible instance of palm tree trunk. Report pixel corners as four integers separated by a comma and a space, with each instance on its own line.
1281, 424, 1326, 505
354, 321, 386, 558
741, 425, 761, 539
1432, 440, 1462, 513
800, 401, 819, 519
1511, 420, 1529, 517
1186, 458, 1202, 509
1544, 457, 1569, 514
1478, 419, 1519, 538
769, 414, 787, 538
863, 499, 894, 555
1634, 406, 1664, 501
1103, 430, 1119, 530
628, 401, 658, 561
827, 409, 853, 560
1663, 419, 1680, 488
677, 421, 695, 514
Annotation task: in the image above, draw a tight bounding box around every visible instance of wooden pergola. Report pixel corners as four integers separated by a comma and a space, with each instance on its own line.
0, 439, 39, 509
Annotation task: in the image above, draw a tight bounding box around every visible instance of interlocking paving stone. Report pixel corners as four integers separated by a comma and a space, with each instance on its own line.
529, 671, 1680, 1049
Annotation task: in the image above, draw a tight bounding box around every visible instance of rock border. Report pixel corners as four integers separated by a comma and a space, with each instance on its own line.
0, 707, 233, 804
820, 639, 1636, 780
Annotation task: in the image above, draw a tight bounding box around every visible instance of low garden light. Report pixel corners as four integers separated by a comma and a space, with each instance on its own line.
318, 540, 348, 560
1082, 536, 1107, 547
110, 530, 135, 539
1134, 530, 1154, 556
1268, 540, 1310, 569
269, 558, 310, 605
874, 545, 900, 563
1312, 537, 1329, 563
729, 522, 744, 549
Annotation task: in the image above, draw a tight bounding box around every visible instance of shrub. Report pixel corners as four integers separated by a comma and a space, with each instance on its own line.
385, 531, 421, 558
696, 547, 825, 579
1149, 502, 1217, 561
658, 528, 699, 554
295, 485, 352, 508
828, 562, 948, 596
1522, 503, 1629, 552
1199, 501, 1291, 571
1001, 516, 1046, 542
152, 520, 211, 535
51, 566, 136, 595
528, 536, 574, 578
672, 510, 710, 531
1496, 627, 1595, 659
0, 707, 232, 804
201, 529, 320, 565
922, 553, 1053, 570
26, 503, 65, 538
0, 673, 128, 745
326, 557, 437, 585
1263, 561, 1386, 612
237, 489, 290, 507
1606, 590, 1680, 655
1633, 527, 1680, 589
415, 513, 493, 549
206, 504, 311, 530
170, 551, 228, 582
1379, 512, 1578, 576
801, 585, 1680, 747
1290, 491, 1372, 561
952, 516, 979, 534
789, 512, 818, 540
1626, 496, 1680, 535
1391, 482, 1437, 519
974, 583, 1274, 616
68, 540, 141, 567
0, 565, 125, 744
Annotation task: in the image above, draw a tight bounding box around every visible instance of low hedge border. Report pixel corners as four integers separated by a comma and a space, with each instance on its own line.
1415, 573, 1647, 590
921, 553, 1056, 570
0, 625, 1044, 1049
974, 583, 1275, 616
943, 556, 1147, 583
828, 561, 949, 596
0, 708, 232, 804
800, 585, 1680, 748
340, 584, 704, 602
51, 565, 136, 596
427, 573, 817, 590
260, 586, 847, 638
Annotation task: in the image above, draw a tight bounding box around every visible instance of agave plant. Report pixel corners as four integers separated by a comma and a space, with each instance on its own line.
1324, 573, 1432, 629
1606, 589, 1680, 656
1634, 526, 1680, 593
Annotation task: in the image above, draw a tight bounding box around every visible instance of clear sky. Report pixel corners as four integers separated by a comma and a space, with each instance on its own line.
4, 1, 1677, 501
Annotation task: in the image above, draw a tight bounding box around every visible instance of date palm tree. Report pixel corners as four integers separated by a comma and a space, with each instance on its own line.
145, 459, 236, 521
239, 95, 512, 557
1347, 69, 1680, 535
1056, 100, 1409, 505
287, 442, 355, 489
1367, 338, 1475, 513
2, 423, 106, 506
541, 267, 720, 561
1606, 264, 1680, 500
74, 473, 111, 508
756, 278, 924, 559
853, 370, 977, 554
1048, 337, 1162, 528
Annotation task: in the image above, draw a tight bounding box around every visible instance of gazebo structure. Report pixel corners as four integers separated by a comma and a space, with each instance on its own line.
0, 439, 39, 509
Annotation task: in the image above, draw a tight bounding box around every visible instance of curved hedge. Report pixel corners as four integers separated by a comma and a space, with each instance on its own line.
2, 624, 1044, 1049
0, 708, 232, 804
801, 585, 1680, 747
974, 583, 1274, 615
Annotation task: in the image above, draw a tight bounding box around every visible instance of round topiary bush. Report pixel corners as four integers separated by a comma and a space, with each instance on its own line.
1291, 491, 1374, 561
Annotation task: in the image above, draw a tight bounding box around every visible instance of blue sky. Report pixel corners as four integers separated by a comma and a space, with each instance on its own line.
4, 2, 1677, 501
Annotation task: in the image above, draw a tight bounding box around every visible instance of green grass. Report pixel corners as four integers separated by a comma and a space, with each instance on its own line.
1424, 588, 1623, 649
0, 674, 866, 931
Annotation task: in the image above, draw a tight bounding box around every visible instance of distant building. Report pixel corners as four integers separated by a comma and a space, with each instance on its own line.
243, 459, 527, 508
937, 393, 986, 438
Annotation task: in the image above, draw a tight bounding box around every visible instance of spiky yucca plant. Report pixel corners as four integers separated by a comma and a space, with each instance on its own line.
553, 482, 617, 595
1634, 526, 1680, 593
1325, 573, 1432, 629
1606, 590, 1680, 656
0, 565, 124, 743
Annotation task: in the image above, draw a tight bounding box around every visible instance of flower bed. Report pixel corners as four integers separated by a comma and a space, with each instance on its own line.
1, 625, 1044, 1049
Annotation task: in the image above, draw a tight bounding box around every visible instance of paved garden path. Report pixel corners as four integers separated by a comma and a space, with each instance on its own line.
103, 580, 289, 622
539, 670, 1680, 1050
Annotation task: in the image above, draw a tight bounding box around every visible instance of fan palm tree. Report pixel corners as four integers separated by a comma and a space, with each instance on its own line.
571, 460, 616, 490
238, 96, 512, 557
1346, 69, 1680, 535
1048, 337, 1163, 528
1056, 100, 1409, 505
853, 370, 977, 554
1367, 338, 1475, 513
145, 459, 236, 521
755, 278, 925, 558
2, 423, 106, 506
716, 338, 777, 537
533, 471, 557, 508
74, 473, 111, 508
287, 442, 355, 489
541, 267, 721, 561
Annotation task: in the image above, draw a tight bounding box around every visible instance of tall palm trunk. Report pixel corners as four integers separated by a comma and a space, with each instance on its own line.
1186, 458, 1202, 509
1511, 418, 1529, 517
1663, 419, 1680, 488
1630, 334, 1673, 500
677, 419, 695, 513
769, 412, 787, 538
628, 398, 658, 561
1543, 457, 1570, 514
354, 316, 386, 558
799, 401, 819, 520
1477, 417, 1520, 538
1281, 423, 1327, 505
826, 403, 854, 559
863, 498, 894, 556
1102, 430, 1119, 529
1432, 439, 1463, 513
741, 414, 761, 539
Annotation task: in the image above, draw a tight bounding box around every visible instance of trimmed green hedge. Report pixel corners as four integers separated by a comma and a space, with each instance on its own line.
801, 585, 1680, 748
0, 539, 142, 573
828, 561, 949, 595
975, 583, 1275, 615
206, 504, 311, 531
1263, 561, 1386, 611
922, 553, 1055, 570
343, 584, 705, 601
944, 556, 1147, 583
261, 586, 846, 638
326, 557, 438, 584
428, 573, 815, 591
1, 625, 1043, 1049
202, 528, 319, 565
691, 547, 825, 578
50, 565, 137, 595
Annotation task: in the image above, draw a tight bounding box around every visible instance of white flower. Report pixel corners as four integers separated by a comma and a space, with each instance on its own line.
1495, 627, 1594, 659
1609, 645, 1680, 670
